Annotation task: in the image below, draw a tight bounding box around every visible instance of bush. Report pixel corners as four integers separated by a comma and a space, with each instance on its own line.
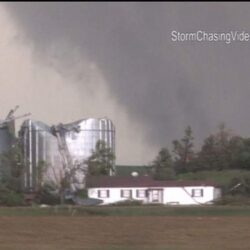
111, 199, 143, 206
75, 189, 88, 199
36, 185, 60, 205
214, 194, 250, 205
0, 191, 24, 206
37, 190, 60, 205
5, 192, 24, 206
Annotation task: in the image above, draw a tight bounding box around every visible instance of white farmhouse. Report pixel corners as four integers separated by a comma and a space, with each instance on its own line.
87, 176, 221, 205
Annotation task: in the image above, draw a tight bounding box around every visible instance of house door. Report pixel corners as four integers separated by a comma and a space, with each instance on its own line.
148, 189, 163, 203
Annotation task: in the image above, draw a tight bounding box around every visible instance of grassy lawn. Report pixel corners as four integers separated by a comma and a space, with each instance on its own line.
0, 205, 250, 217
178, 169, 250, 187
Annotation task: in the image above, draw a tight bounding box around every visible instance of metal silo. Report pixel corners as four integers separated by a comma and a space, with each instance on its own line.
65, 117, 116, 168
19, 117, 116, 192
19, 119, 62, 191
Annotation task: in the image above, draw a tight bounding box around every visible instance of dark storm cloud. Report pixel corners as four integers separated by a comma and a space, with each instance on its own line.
4, 2, 250, 148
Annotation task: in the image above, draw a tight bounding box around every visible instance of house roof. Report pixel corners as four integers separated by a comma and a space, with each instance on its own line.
86, 176, 219, 188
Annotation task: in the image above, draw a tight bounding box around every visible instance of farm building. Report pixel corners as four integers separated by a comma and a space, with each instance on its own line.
87, 176, 221, 205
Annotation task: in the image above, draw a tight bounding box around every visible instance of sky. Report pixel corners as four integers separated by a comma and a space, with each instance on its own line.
1, 3, 250, 165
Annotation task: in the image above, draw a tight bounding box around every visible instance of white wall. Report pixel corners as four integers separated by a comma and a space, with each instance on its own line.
163, 186, 215, 205
88, 186, 219, 205
88, 187, 147, 205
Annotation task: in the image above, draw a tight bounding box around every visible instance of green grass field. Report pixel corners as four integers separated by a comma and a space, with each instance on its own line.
179, 169, 250, 187
0, 205, 250, 216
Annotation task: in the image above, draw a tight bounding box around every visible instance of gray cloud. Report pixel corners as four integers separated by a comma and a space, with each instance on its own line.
4, 2, 250, 154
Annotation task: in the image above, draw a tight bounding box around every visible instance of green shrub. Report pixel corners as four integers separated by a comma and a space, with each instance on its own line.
214, 194, 250, 205
0, 191, 24, 206
75, 189, 88, 199
111, 199, 143, 206
37, 190, 60, 205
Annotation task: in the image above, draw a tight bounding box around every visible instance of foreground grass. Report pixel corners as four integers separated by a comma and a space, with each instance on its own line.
1, 205, 250, 216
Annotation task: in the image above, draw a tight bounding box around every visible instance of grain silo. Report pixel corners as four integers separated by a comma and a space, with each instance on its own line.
19, 117, 116, 192
65, 117, 116, 169
19, 119, 61, 191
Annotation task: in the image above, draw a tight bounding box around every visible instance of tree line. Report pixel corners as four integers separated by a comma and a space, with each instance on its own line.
150, 123, 250, 180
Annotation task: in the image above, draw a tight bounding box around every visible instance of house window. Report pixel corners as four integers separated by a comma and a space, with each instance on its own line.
121, 189, 132, 198
191, 189, 204, 197
98, 190, 109, 198
136, 190, 146, 198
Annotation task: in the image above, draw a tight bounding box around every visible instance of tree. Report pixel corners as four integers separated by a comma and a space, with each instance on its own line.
196, 135, 219, 171
36, 160, 49, 192
172, 125, 195, 173
0, 141, 25, 192
0, 141, 25, 206
151, 148, 175, 180
41, 142, 114, 205
197, 123, 237, 171
43, 140, 115, 204
229, 137, 250, 170
43, 160, 85, 205
85, 140, 115, 176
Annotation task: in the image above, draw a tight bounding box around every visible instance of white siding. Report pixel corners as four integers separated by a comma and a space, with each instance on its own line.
163, 186, 215, 205
88, 186, 220, 205
88, 187, 148, 205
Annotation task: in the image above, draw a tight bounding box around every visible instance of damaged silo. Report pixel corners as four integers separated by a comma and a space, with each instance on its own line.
19, 117, 116, 192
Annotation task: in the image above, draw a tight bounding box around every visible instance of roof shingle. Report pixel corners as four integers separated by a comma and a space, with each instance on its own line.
86, 176, 219, 188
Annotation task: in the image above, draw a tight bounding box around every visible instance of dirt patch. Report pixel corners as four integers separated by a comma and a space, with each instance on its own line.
0, 216, 249, 250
